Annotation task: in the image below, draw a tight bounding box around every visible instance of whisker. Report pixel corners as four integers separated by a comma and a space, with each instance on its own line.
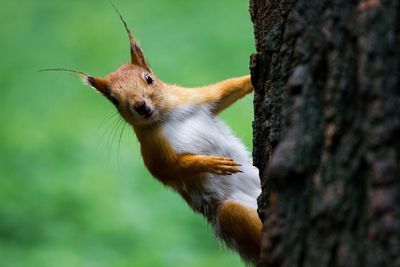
116, 119, 128, 173
96, 113, 120, 151
96, 112, 119, 137
114, 117, 124, 168
98, 111, 119, 130
107, 117, 125, 163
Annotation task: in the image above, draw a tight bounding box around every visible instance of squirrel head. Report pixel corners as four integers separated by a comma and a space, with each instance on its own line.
85, 62, 166, 127
84, 10, 167, 127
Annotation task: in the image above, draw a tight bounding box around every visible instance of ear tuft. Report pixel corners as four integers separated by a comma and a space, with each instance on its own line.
111, 3, 150, 71
40, 68, 112, 98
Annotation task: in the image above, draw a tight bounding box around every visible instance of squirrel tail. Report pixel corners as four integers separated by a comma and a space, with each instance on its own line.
217, 201, 262, 265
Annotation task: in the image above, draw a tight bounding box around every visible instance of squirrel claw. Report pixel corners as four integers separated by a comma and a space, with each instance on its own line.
203, 155, 242, 176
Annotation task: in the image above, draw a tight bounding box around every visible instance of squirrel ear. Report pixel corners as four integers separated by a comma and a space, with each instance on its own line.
85, 76, 110, 95
85, 76, 108, 92
112, 5, 150, 71
85, 76, 119, 105
129, 40, 149, 70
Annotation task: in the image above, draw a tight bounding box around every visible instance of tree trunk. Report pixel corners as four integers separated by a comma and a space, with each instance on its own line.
250, 1, 400, 266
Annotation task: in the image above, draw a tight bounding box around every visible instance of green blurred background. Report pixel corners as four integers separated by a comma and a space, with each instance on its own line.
0, 0, 254, 266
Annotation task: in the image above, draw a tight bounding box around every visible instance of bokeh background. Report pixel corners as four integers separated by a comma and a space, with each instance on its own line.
0, 0, 254, 266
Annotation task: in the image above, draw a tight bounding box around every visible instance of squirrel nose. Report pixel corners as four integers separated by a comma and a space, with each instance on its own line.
133, 101, 153, 118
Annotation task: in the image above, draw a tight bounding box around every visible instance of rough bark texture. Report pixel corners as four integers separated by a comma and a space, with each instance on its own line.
250, 0, 399, 266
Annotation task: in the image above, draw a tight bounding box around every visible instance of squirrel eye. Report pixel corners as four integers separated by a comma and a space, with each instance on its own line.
144, 74, 154, 85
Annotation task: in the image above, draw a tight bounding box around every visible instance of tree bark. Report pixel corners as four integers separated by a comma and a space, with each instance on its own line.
250, 1, 400, 266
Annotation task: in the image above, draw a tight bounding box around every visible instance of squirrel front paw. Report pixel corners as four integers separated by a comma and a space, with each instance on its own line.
203, 156, 242, 175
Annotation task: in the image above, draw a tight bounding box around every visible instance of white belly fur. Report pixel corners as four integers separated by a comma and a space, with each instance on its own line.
162, 105, 261, 216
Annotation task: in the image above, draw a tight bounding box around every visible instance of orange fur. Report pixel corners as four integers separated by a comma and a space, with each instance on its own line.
157, 76, 253, 114
133, 125, 241, 188
198, 75, 253, 114
217, 201, 262, 264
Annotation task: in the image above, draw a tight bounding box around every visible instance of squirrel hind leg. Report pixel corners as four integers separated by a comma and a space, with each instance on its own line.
216, 201, 262, 265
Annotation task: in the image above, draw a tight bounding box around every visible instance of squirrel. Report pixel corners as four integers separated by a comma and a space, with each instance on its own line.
45, 9, 262, 265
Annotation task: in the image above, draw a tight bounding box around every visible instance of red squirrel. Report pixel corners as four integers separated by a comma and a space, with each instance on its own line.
46, 10, 262, 265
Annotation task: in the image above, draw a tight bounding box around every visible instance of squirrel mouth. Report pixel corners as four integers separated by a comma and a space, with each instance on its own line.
142, 110, 153, 119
